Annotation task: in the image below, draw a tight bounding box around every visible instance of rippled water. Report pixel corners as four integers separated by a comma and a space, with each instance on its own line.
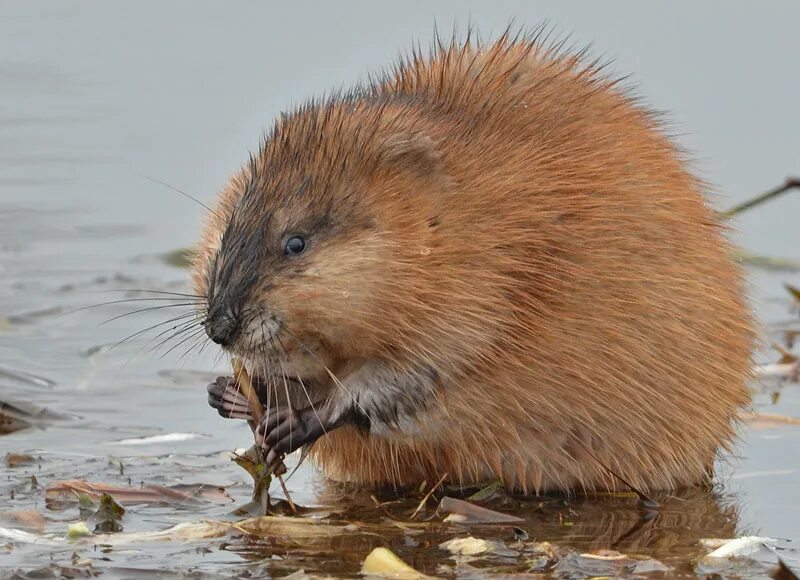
1, 2, 799, 578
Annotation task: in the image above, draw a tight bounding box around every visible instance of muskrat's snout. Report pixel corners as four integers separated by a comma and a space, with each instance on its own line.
204, 310, 239, 347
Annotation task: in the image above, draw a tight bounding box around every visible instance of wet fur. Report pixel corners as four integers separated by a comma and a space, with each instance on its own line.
194, 30, 754, 493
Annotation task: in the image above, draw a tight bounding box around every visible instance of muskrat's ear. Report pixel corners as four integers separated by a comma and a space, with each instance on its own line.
379, 133, 444, 180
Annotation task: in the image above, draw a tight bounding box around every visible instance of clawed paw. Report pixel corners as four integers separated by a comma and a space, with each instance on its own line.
207, 376, 256, 420
256, 406, 330, 468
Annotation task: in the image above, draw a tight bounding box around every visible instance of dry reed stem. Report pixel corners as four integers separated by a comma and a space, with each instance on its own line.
410, 472, 448, 519
232, 359, 297, 514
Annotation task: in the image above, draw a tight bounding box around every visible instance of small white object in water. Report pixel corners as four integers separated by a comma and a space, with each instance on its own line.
703, 536, 780, 559
0, 526, 60, 546
361, 547, 429, 579
109, 432, 208, 446
67, 521, 92, 539
440, 536, 493, 556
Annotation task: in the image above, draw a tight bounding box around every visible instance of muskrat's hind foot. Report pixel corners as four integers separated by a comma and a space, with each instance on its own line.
256, 406, 341, 468
207, 376, 255, 420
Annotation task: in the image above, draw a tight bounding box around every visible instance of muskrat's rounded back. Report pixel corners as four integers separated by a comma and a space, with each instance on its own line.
305, 35, 754, 492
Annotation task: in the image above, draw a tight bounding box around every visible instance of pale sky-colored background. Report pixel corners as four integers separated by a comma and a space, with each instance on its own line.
1, 1, 798, 255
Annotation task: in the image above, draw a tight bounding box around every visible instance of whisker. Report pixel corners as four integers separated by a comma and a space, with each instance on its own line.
212, 347, 226, 369
116, 318, 198, 373
280, 325, 367, 416
197, 336, 212, 355
65, 296, 202, 316
84, 289, 204, 299
175, 333, 208, 366
160, 328, 207, 359
148, 321, 205, 355
137, 172, 223, 219
109, 311, 200, 350
146, 315, 202, 345
294, 370, 324, 434
272, 329, 325, 438
278, 355, 295, 452
98, 303, 200, 326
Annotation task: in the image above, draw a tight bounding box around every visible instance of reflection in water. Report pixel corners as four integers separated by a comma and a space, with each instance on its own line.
225, 484, 741, 576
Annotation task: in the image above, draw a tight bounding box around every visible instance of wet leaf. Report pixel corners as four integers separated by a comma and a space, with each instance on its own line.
86, 493, 125, 533
553, 550, 664, 577
231, 446, 268, 482
773, 558, 800, 580
439, 496, 524, 524
440, 536, 493, 556
45, 479, 231, 508
233, 515, 349, 539
0, 509, 46, 533
361, 547, 429, 579
466, 479, 502, 502
0, 526, 56, 545
3, 517, 352, 547
4, 452, 35, 468
77, 493, 97, 521
0, 401, 34, 434
580, 549, 629, 560
702, 535, 780, 559
785, 284, 800, 304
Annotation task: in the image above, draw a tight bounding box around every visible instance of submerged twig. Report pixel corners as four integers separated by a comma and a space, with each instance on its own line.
232, 359, 296, 515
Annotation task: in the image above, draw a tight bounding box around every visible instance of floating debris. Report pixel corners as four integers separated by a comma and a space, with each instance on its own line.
742, 412, 800, 429
0, 509, 45, 534
439, 496, 524, 524
46, 479, 231, 508
0, 364, 56, 388
66, 521, 92, 539
361, 547, 429, 579
439, 536, 493, 556
85, 493, 125, 533
702, 535, 781, 559
108, 432, 209, 445
4, 453, 35, 468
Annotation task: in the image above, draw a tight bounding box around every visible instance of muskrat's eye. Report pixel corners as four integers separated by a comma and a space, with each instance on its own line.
284, 236, 306, 256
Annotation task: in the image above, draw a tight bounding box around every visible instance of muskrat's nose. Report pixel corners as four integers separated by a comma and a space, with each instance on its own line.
205, 313, 237, 347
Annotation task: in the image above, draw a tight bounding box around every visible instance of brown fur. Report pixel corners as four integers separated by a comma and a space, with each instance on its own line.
194, 32, 753, 493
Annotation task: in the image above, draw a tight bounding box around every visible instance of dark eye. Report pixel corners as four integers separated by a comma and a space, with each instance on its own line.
284, 236, 306, 256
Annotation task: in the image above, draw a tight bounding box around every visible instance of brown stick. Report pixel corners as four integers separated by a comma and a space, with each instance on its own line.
410, 472, 448, 519
232, 359, 264, 422
722, 177, 800, 217
232, 359, 297, 515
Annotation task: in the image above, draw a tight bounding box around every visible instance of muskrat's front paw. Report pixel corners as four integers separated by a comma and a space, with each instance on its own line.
256, 406, 329, 467
207, 376, 255, 420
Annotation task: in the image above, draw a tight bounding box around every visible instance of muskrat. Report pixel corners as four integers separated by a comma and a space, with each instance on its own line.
196, 32, 753, 493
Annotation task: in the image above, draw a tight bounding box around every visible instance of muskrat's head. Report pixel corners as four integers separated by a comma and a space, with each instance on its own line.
193, 101, 450, 381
